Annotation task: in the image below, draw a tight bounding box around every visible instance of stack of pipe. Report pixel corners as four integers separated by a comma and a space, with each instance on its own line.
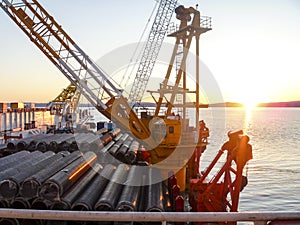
72, 164, 116, 211
0, 129, 171, 224
0, 165, 169, 224
0, 151, 68, 199
6, 134, 76, 152
6, 134, 51, 151
5, 129, 145, 168
20, 151, 82, 199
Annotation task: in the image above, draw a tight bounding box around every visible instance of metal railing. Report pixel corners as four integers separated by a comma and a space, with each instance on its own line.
0, 209, 300, 225
200, 16, 212, 30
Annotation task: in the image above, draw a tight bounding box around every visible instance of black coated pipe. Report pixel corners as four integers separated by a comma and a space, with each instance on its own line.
94, 164, 130, 211
9, 134, 38, 150
0, 151, 44, 182
162, 181, 172, 212
108, 133, 130, 157
48, 134, 77, 152
115, 139, 133, 163
39, 151, 97, 201
0, 218, 20, 225
0, 151, 66, 199
19, 219, 42, 225
14, 134, 52, 151
137, 170, 149, 212
0, 151, 30, 172
77, 133, 100, 152
0, 151, 55, 199
113, 133, 123, 142
10, 197, 31, 209
145, 168, 164, 212
126, 141, 139, 164
20, 151, 82, 199
51, 163, 102, 210
72, 164, 116, 211
34, 134, 72, 152
0, 197, 9, 208
96, 140, 116, 164
116, 166, 141, 211
31, 197, 53, 210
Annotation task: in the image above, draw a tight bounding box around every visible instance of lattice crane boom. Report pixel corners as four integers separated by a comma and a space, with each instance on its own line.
0, 0, 152, 142
128, 0, 178, 105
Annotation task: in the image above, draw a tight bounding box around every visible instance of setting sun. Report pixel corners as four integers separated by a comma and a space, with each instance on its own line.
242, 99, 259, 110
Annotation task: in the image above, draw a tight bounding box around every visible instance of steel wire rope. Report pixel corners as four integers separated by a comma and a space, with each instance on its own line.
118, 0, 159, 92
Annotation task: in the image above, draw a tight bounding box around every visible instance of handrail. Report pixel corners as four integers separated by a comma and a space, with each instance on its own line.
0, 209, 300, 225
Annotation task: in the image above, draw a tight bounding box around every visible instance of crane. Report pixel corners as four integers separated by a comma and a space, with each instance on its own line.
0, 0, 153, 146
1, 1, 252, 216
47, 82, 80, 123
128, 0, 178, 106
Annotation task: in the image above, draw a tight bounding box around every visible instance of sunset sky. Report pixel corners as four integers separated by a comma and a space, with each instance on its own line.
0, 0, 299, 105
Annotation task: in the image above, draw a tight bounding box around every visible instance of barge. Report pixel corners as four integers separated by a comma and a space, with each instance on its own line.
0, 0, 259, 224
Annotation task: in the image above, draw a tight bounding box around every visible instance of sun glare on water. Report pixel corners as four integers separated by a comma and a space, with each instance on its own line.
240, 98, 259, 133
242, 100, 259, 111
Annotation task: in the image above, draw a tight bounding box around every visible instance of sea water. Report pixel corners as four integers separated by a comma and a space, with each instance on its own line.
200, 107, 300, 212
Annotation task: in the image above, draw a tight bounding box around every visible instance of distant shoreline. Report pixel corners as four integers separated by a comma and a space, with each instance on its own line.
209, 101, 300, 108
1, 101, 300, 109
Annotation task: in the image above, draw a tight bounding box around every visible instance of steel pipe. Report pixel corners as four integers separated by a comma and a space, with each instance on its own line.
14, 134, 52, 151
94, 164, 130, 211
116, 166, 141, 212
78, 133, 102, 152
44, 134, 78, 152
5, 134, 40, 150
108, 133, 127, 155
125, 141, 139, 164
0, 151, 56, 199
0, 151, 30, 172
31, 197, 53, 210
72, 164, 116, 211
51, 163, 102, 210
0, 151, 44, 182
39, 134, 75, 152
146, 168, 164, 212
115, 139, 133, 163
20, 151, 82, 199
10, 197, 31, 209
0, 197, 9, 208
0, 218, 20, 225
100, 133, 113, 146
39, 151, 97, 201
